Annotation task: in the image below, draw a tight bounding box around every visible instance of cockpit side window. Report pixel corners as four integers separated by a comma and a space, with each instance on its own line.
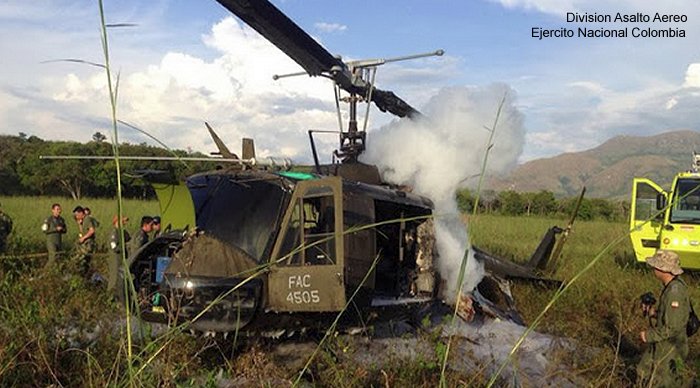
303, 195, 335, 265
278, 187, 336, 266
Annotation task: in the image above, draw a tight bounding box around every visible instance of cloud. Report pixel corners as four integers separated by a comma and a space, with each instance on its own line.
492, 0, 575, 14
3, 0, 700, 168
313, 22, 347, 33
567, 81, 605, 95
519, 68, 700, 161
0, 8, 466, 163
0, 14, 345, 159
684, 63, 700, 88
665, 96, 678, 110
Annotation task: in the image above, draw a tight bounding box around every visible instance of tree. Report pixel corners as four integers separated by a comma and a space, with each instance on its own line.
0, 135, 27, 194
498, 190, 525, 216
92, 131, 107, 143
590, 198, 616, 221
559, 197, 593, 220
456, 189, 474, 213
17, 141, 93, 199
531, 190, 557, 216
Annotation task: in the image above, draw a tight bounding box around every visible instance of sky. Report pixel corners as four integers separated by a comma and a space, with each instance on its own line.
0, 0, 699, 163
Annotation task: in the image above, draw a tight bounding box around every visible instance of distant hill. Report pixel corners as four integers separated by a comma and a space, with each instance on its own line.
488, 130, 700, 198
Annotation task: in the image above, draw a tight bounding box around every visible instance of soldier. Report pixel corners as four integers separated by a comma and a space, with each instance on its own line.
637, 250, 690, 386
72, 206, 98, 277
152, 216, 162, 238
0, 202, 12, 254
130, 216, 154, 254
42, 203, 67, 268
108, 215, 130, 293
84, 207, 101, 228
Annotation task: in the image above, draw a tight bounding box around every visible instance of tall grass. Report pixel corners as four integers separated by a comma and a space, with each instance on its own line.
474, 213, 700, 385
95, 0, 139, 380
2, 200, 699, 385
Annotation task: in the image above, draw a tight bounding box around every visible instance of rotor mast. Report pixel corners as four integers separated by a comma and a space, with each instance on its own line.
214, 0, 443, 162
274, 50, 445, 162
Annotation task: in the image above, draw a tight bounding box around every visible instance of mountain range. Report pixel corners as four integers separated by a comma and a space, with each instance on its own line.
488, 130, 700, 199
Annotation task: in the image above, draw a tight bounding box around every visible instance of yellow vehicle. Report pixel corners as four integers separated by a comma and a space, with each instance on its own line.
630, 161, 700, 269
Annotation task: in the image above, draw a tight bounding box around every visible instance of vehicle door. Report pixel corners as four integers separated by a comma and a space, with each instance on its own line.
629, 178, 666, 262
151, 181, 196, 231
268, 176, 345, 312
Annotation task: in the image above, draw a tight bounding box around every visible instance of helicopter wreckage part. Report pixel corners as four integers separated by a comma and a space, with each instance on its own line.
242, 138, 256, 160
215, 0, 338, 77
473, 246, 563, 287
526, 226, 564, 270
205, 122, 257, 165
151, 180, 196, 232
205, 121, 238, 159
167, 233, 258, 277
125, 169, 562, 334
123, 148, 559, 334
128, 233, 263, 332
39, 154, 292, 168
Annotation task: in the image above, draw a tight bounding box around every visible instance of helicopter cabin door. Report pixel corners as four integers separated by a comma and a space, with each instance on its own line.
150, 179, 196, 232
268, 176, 346, 312
629, 178, 666, 262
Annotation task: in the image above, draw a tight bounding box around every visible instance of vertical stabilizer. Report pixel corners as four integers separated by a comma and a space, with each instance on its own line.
242, 138, 256, 160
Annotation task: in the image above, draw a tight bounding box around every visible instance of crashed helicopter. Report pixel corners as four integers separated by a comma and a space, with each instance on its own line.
103, 0, 576, 333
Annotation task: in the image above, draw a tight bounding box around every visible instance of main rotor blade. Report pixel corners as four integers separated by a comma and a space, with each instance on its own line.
215, 0, 342, 76
215, 0, 422, 119
369, 87, 420, 119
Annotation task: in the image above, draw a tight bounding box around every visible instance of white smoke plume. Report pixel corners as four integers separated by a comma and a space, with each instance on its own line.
362, 84, 525, 303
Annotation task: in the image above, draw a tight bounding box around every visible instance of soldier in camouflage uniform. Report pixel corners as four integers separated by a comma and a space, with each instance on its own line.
108, 215, 130, 293
152, 216, 162, 238
637, 250, 690, 387
42, 203, 67, 268
0, 203, 12, 254
84, 207, 100, 228
130, 216, 153, 255
72, 206, 97, 277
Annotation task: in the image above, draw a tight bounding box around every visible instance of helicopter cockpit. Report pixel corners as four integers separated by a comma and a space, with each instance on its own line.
187, 172, 287, 263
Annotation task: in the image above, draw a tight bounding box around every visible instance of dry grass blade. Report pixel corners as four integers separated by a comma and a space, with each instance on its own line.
96, 0, 139, 384
40, 58, 106, 69
117, 119, 190, 168
106, 23, 138, 28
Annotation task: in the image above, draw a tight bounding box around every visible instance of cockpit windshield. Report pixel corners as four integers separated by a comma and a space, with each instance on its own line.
669, 178, 700, 225
187, 175, 287, 262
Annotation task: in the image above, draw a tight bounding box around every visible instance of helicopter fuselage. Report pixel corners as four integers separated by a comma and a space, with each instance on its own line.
125, 168, 436, 332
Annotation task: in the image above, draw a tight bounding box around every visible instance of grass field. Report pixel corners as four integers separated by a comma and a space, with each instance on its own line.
0, 196, 159, 254
0, 196, 698, 385
469, 214, 700, 382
